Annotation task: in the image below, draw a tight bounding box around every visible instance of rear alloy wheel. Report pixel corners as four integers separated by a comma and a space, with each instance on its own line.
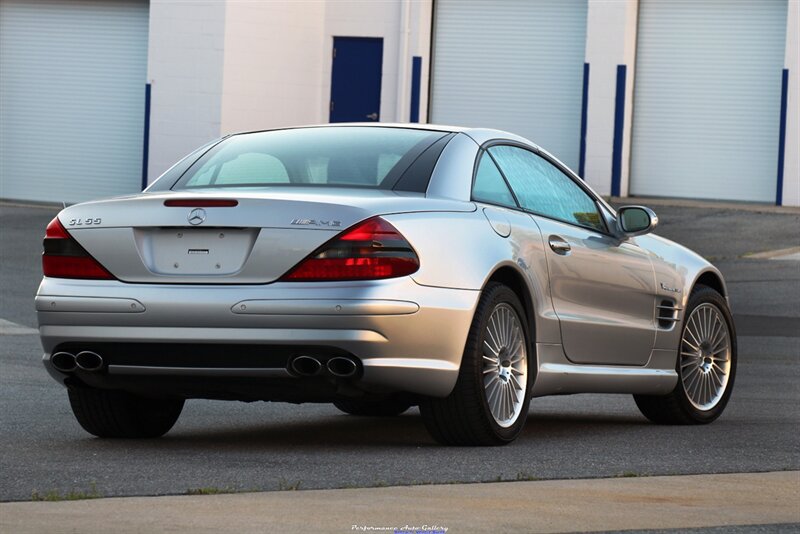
634, 285, 737, 424
420, 283, 532, 445
333, 399, 411, 417
67, 386, 184, 438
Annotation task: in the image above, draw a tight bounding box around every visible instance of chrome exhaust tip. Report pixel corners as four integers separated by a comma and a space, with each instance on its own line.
51, 352, 77, 373
75, 351, 104, 372
327, 357, 358, 378
290, 355, 322, 377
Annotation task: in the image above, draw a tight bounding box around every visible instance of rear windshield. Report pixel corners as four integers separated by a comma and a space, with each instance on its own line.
170, 127, 447, 191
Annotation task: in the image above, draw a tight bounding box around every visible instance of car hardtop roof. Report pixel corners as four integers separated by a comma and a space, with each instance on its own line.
227, 123, 536, 147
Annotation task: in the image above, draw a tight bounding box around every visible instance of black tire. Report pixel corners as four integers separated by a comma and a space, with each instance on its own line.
419, 282, 533, 446
634, 285, 737, 425
67, 386, 184, 438
333, 399, 411, 417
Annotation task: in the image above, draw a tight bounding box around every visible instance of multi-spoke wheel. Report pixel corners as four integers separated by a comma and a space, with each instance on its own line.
635, 285, 737, 424
680, 303, 732, 411
420, 283, 532, 445
482, 303, 528, 427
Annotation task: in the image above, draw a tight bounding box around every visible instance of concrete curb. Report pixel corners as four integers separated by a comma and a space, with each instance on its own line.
2, 471, 798, 533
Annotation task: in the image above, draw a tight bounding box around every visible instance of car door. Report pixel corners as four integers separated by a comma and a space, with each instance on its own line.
469, 149, 564, 344
487, 144, 657, 366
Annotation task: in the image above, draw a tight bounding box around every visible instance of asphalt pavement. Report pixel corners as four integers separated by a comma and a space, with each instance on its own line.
0, 200, 798, 504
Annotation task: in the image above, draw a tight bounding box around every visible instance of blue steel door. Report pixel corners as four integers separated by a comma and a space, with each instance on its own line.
330, 37, 383, 123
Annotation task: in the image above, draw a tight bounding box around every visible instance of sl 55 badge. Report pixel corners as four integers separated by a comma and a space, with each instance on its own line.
68, 217, 101, 226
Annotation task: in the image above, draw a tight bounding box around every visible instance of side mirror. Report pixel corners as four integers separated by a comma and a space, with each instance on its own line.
616, 206, 658, 237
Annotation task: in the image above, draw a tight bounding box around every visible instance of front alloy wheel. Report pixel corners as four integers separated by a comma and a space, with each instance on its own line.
420, 282, 532, 445
680, 303, 733, 411
634, 285, 737, 424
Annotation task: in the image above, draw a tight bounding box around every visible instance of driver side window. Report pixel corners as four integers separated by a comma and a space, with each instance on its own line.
488, 145, 606, 232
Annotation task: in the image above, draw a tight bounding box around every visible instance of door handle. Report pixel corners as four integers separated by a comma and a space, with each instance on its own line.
548, 236, 571, 255
366, 112, 378, 120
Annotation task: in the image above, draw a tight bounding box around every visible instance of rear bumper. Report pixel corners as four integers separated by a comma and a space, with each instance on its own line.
36, 277, 479, 398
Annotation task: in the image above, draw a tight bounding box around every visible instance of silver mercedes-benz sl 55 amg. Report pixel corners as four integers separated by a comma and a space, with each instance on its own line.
36, 124, 736, 445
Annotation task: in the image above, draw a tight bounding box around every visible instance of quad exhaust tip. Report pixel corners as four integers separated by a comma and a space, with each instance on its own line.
290, 355, 322, 377
51, 352, 77, 373
326, 357, 358, 378
289, 355, 359, 378
75, 351, 104, 372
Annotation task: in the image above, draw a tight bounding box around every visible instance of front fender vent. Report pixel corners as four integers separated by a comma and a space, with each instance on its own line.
657, 300, 681, 330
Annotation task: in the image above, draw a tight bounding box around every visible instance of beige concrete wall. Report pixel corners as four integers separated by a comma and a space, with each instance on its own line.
146, 0, 226, 182
583, 0, 639, 196
219, 1, 326, 134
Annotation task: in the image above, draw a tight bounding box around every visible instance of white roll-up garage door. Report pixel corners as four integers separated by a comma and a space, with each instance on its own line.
0, 0, 149, 204
631, 0, 787, 203
430, 0, 588, 171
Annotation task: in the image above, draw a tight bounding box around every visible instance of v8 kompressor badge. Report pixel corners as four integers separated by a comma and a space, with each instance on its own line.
660, 282, 682, 294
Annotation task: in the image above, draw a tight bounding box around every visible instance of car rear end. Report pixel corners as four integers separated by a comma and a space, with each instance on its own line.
36, 126, 480, 405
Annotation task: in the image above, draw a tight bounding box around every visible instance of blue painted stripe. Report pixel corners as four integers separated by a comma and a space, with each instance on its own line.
410, 56, 422, 123
141, 83, 151, 190
578, 62, 590, 179
776, 68, 788, 206
611, 65, 626, 197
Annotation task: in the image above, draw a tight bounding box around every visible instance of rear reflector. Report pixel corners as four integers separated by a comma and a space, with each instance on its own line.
42, 217, 114, 280
281, 217, 419, 281
164, 199, 238, 207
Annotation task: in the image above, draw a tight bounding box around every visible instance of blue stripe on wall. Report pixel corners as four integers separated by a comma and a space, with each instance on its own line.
611, 65, 626, 197
776, 68, 788, 206
410, 56, 422, 123
141, 83, 151, 190
579, 62, 590, 179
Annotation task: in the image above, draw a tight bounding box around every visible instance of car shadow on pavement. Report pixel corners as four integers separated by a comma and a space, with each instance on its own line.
521, 412, 651, 440
90, 409, 651, 450
160, 413, 433, 449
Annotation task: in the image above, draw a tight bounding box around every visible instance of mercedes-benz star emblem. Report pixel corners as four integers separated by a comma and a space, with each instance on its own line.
188, 208, 206, 226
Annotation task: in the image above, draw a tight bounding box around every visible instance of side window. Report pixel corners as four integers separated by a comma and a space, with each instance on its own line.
472, 152, 517, 208
488, 145, 606, 232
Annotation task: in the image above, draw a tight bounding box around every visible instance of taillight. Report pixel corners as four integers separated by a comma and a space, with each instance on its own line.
281, 217, 419, 281
42, 217, 114, 280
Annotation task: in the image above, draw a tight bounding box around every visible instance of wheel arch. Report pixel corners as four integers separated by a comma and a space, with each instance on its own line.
691, 268, 729, 300
483, 264, 537, 343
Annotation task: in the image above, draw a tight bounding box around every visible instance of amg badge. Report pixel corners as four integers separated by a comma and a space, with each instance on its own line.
291, 218, 341, 227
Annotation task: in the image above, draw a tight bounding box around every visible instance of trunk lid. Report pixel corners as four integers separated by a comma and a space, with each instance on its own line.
58, 188, 472, 284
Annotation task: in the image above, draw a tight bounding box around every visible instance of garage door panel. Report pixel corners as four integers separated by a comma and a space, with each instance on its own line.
431, 0, 587, 171
0, 0, 148, 204
631, 0, 787, 202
